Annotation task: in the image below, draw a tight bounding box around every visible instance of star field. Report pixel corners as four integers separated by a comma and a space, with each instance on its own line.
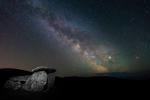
0, 0, 150, 77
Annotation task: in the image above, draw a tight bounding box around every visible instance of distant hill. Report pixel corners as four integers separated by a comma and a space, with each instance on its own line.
95, 72, 150, 80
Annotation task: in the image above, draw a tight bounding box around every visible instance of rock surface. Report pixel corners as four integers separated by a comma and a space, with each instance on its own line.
23, 71, 48, 92
4, 66, 56, 94
4, 76, 29, 90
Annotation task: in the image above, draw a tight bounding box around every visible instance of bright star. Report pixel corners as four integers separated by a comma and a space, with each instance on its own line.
108, 56, 112, 60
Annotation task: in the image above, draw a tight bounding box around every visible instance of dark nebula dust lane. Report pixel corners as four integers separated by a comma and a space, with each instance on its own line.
0, 0, 150, 77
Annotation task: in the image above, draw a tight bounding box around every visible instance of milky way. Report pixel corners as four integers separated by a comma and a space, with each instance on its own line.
33, 3, 116, 73
0, 0, 150, 76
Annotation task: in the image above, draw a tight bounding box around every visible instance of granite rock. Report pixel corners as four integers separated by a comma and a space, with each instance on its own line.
4, 66, 56, 93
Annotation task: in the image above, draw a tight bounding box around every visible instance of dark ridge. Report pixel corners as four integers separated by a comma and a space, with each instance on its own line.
0, 69, 149, 100
0, 68, 32, 76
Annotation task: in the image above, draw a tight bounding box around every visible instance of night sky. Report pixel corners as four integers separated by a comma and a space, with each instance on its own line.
0, 0, 150, 76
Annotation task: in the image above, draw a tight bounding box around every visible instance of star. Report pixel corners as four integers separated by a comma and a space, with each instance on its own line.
108, 56, 112, 60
